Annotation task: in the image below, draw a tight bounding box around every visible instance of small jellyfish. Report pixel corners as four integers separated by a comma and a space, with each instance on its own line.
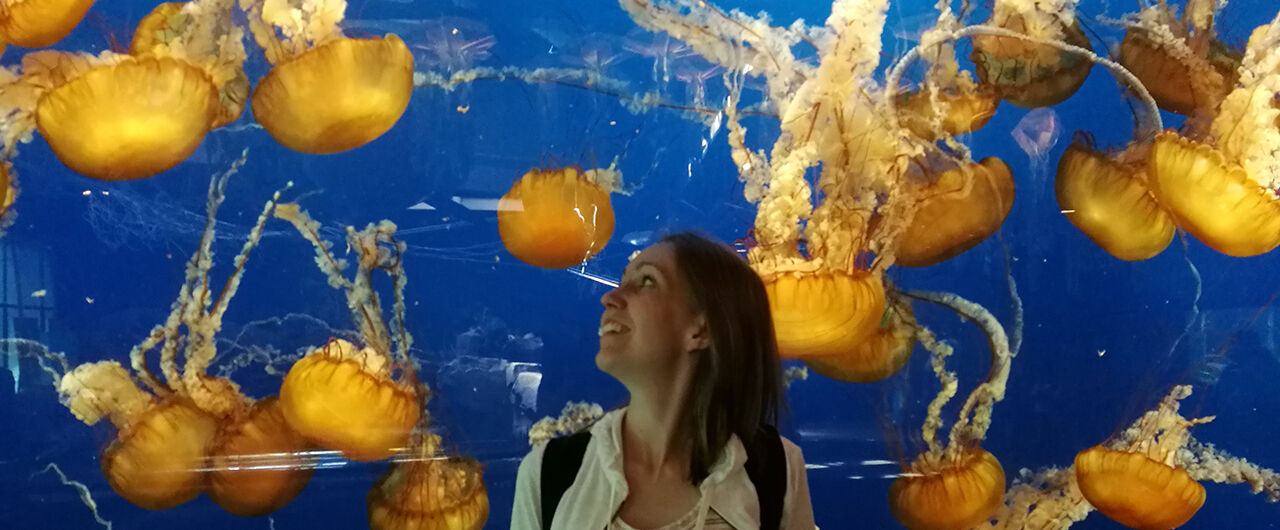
804, 297, 914, 383
897, 157, 1015, 267
673, 59, 723, 108
622, 29, 695, 83
565, 33, 624, 79
0, 0, 95, 48
889, 448, 1007, 530
1147, 132, 1280, 257
1055, 141, 1174, 261
497, 166, 617, 269
129, 2, 183, 53
414, 17, 496, 74
1011, 107, 1060, 182
764, 271, 886, 360
970, 11, 1092, 108
241, 0, 415, 154
278, 339, 421, 462
367, 434, 490, 530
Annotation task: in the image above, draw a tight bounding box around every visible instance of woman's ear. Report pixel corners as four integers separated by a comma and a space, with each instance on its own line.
685, 314, 711, 354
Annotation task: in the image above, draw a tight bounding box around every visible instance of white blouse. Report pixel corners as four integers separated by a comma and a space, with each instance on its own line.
512, 408, 817, 530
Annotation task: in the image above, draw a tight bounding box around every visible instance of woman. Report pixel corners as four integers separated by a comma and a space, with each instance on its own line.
512, 232, 816, 529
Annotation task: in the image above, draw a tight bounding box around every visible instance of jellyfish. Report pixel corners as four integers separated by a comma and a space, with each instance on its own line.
804, 297, 914, 383
56, 158, 312, 514
1055, 141, 1175, 261
765, 270, 887, 360
273, 205, 423, 462
0, 0, 95, 48
0, 162, 14, 220
497, 165, 619, 270
895, 8, 998, 141
1074, 387, 1212, 530
970, 1, 1092, 108
239, 0, 414, 154
1011, 107, 1060, 184
367, 433, 490, 530
1117, 0, 1240, 116
0, 0, 246, 181
887, 291, 1013, 530
414, 17, 496, 74
897, 157, 1015, 267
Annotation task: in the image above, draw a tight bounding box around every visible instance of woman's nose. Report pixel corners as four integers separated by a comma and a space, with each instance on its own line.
601, 287, 624, 308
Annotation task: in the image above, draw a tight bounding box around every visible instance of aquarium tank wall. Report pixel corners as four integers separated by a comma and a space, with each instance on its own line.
0, 0, 1278, 528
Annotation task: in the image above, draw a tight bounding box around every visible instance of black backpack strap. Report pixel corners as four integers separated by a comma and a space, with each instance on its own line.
540, 431, 592, 529
743, 425, 786, 530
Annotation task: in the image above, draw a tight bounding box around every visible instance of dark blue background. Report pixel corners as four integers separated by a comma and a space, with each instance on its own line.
1, 0, 1277, 528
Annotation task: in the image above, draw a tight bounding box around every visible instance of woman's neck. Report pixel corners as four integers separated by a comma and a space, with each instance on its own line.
623, 380, 692, 479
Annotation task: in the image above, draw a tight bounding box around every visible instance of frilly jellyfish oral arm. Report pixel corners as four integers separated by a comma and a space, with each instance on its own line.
904, 289, 1013, 458
1182, 440, 1280, 502
240, 0, 347, 63
914, 325, 958, 455
1209, 12, 1280, 188
884, 24, 1164, 138
38, 463, 113, 530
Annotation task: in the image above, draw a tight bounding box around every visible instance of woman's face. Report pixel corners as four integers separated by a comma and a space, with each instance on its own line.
596, 242, 707, 385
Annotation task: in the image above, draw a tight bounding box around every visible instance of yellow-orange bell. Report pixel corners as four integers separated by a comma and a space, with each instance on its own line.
764, 271, 885, 360
102, 400, 218, 510
130, 2, 184, 55
1056, 142, 1174, 261
971, 20, 1092, 108
805, 300, 914, 383
1118, 30, 1239, 115
497, 167, 615, 269
36, 56, 219, 181
368, 455, 490, 530
898, 157, 1015, 267
888, 449, 1006, 530
1075, 446, 1205, 530
0, 163, 13, 218
1147, 133, 1280, 257
279, 340, 420, 462
0, 0, 95, 48
896, 87, 998, 140
210, 397, 314, 517
251, 35, 414, 154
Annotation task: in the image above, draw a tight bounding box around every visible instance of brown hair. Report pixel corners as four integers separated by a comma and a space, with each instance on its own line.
660, 232, 784, 484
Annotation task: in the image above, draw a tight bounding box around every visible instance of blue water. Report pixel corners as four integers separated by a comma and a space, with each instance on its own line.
1, 0, 1278, 528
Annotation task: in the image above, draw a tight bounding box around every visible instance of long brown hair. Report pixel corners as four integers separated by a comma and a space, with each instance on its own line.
661, 232, 784, 484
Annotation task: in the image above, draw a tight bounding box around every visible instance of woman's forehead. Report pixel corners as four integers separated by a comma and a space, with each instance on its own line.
624, 242, 678, 275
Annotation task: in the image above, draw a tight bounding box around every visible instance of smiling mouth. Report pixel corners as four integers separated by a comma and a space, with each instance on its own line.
598, 320, 629, 337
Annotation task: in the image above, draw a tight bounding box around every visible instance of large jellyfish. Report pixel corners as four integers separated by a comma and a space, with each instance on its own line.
1145, 13, 1280, 257
367, 434, 490, 530
896, 157, 1015, 267
1117, 0, 1240, 117
55, 155, 313, 516
273, 205, 423, 462
497, 165, 621, 269
0, 0, 246, 181
0, 0, 94, 48
970, 0, 1092, 108
239, 0, 414, 154
1056, 139, 1175, 261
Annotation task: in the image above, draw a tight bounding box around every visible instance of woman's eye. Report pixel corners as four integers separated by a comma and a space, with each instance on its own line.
640, 276, 655, 287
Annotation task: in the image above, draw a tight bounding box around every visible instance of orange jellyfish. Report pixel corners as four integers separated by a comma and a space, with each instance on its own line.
1074, 387, 1213, 530
0, 0, 246, 181
971, 8, 1092, 108
1117, 0, 1240, 116
0, 0, 95, 48
368, 434, 490, 530
765, 270, 886, 359
805, 297, 914, 383
896, 157, 1015, 267
497, 166, 618, 269
240, 0, 414, 154
1056, 140, 1175, 261
274, 204, 424, 462
0, 162, 14, 219
896, 86, 998, 141
888, 290, 1014, 530
57, 166, 311, 514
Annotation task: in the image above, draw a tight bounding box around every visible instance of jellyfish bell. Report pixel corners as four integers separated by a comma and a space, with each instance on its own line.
888, 448, 1006, 530
209, 396, 314, 517
0, 0, 95, 48
1056, 141, 1175, 261
497, 166, 617, 269
764, 270, 886, 359
971, 17, 1092, 108
0, 163, 14, 218
367, 435, 490, 530
1118, 29, 1239, 116
896, 157, 1015, 267
279, 338, 421, 462
250, 35, 414, 154
805, 298, 914, 383
130, 2, 185, 54
1147, 132, 1280, 257
1074, 446, 1204, 530
895, 85, 998, 141
35, 54, 220, 181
